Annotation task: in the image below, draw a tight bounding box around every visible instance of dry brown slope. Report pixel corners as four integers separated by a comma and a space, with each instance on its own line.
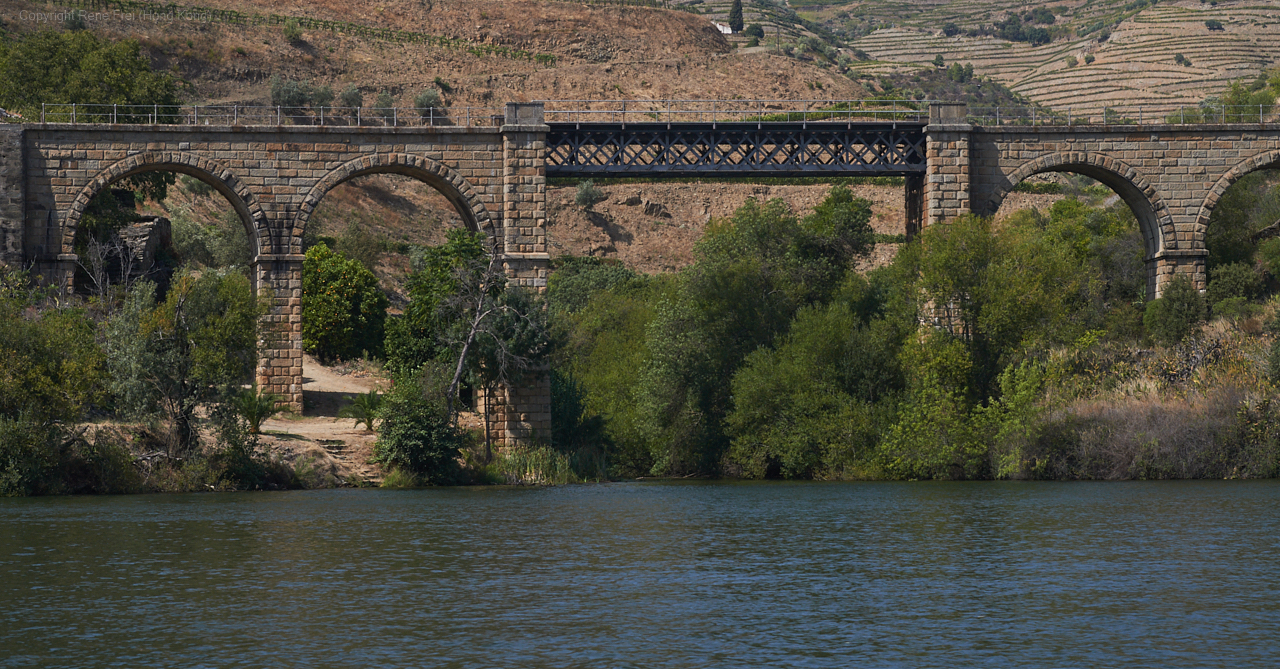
0, 0, 867, 106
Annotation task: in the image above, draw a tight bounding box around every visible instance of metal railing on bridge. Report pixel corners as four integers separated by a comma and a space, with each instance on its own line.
36, 103, 506, 127
539, 99, 933, 124
967, 105, 1280, 126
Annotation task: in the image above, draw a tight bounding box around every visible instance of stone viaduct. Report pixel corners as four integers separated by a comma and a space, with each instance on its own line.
2, 101, 1280, 444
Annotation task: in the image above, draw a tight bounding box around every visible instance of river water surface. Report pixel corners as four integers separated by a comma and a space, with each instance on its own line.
2, 481, 1278, 667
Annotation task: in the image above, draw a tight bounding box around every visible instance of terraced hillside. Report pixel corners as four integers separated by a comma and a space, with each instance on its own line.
856, 1, 1280, 114
844, 2, 1280, 114
673, 0, 1280, 115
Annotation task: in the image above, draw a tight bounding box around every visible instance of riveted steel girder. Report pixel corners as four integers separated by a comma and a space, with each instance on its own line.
545, 122, 927, 177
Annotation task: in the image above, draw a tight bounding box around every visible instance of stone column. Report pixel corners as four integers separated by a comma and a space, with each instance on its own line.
489, 102, 552, 447
1149, 250, 1207, 300
0, 125, 24, 269
253, 254, 305, 412
924, 103, 973, 226
904, 173, 924, 241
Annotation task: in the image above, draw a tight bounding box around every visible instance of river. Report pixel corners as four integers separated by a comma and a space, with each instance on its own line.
2, 481, 1278, 667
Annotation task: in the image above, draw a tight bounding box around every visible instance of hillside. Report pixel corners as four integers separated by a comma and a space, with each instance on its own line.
0, 0, 868, 107
680, 0, 1280, 116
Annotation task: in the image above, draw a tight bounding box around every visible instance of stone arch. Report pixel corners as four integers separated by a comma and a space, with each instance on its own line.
296, 153, 497, 248
64, 152, 268, 257
982, 152, 1176, 258
1198, 150, 1280, 235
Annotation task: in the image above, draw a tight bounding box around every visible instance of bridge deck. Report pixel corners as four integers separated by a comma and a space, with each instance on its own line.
546, 122, 927, 178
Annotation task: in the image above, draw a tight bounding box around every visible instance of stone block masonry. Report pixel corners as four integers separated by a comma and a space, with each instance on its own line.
11, 101, 1280, 440
922, 104, 1280, 299
0, 125, 23, 267
5, 104, 550, 447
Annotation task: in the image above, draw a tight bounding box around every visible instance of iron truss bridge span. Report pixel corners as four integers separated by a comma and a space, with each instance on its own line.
545, 122, 927, 177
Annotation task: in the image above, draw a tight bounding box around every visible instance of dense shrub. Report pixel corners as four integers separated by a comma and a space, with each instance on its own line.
1143, 276, 1206, 346
301, 243, 388, 362
373, 365, 467, 484
1206, 262, 1264, 311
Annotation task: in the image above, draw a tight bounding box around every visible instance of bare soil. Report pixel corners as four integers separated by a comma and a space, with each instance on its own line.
547, 181, 910, 273
257, 354, 387, 485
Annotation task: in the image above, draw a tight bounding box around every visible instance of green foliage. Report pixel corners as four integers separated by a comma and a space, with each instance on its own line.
374, 365, 466, 484
637, 190, 876, 475
386, 229, 486, 373
171, 208, 254, 269
0, 419, 141, 497
339, 84, 363, 110
1206, 262, 1263, 308
0, 269, 106, 423
0, 30, 180, 117
744, 23, 765, 38
550, 370, 608, 480
107, 271, 262, 452
269, 76, 331, 109
1259, 237, 1280, 277
933, 54, 945, 68
301, 243, 388, 362
231, 388, 286, 434
549, 256, 639, 317
574, 180, 606, 209
1205, 19, 1224, 31
1143, 276, 1206, 346
946, 62, 974, 83
551, 269, 664, 478
375, 91, 395, 120
338, 390, 383, 431
726, 276, 903, 479
728, 0, 744, 32
282, 18, 303, 43
415, 89, 443, 119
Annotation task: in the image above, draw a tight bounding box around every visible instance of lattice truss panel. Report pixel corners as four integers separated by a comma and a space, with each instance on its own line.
546, 123, 927, 176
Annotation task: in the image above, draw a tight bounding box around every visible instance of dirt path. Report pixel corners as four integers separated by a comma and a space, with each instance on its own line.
258, 354, 387, 485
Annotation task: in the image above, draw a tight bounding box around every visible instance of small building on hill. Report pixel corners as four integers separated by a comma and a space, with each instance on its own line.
712, 21, 733, 34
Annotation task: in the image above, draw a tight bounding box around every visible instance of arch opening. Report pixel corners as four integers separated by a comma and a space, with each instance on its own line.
293, 155, 495, 422
65, 157, 266, 296
987, 159, 1169, 260
1198, 152, 1280, 272
296, 155, 497, 250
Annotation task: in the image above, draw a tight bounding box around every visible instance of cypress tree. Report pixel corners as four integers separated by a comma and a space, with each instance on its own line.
728, 0, 744, 33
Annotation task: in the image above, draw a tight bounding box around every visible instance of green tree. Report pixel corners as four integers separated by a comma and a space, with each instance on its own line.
283, 18, 303, 43
1206, 262, 1263, 309
728, 0, 744, 33
726, 275, 904, 479
1143, 275, 1206, 346
415, 89, 443, 121
637, 191, 874, 475
339, 84, 363, 113
107, 271, 262, 452
0, 30, 180, 118
744, 23, 765, 39
301, 243, 388, 362
386, 229, 487, 373
374, 364, 466, 484
0, 268, 106, 424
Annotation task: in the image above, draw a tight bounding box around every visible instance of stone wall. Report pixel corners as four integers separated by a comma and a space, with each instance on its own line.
16, 117, 551, 446
0, 125, 22, 267
922, 105, 1280, 297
